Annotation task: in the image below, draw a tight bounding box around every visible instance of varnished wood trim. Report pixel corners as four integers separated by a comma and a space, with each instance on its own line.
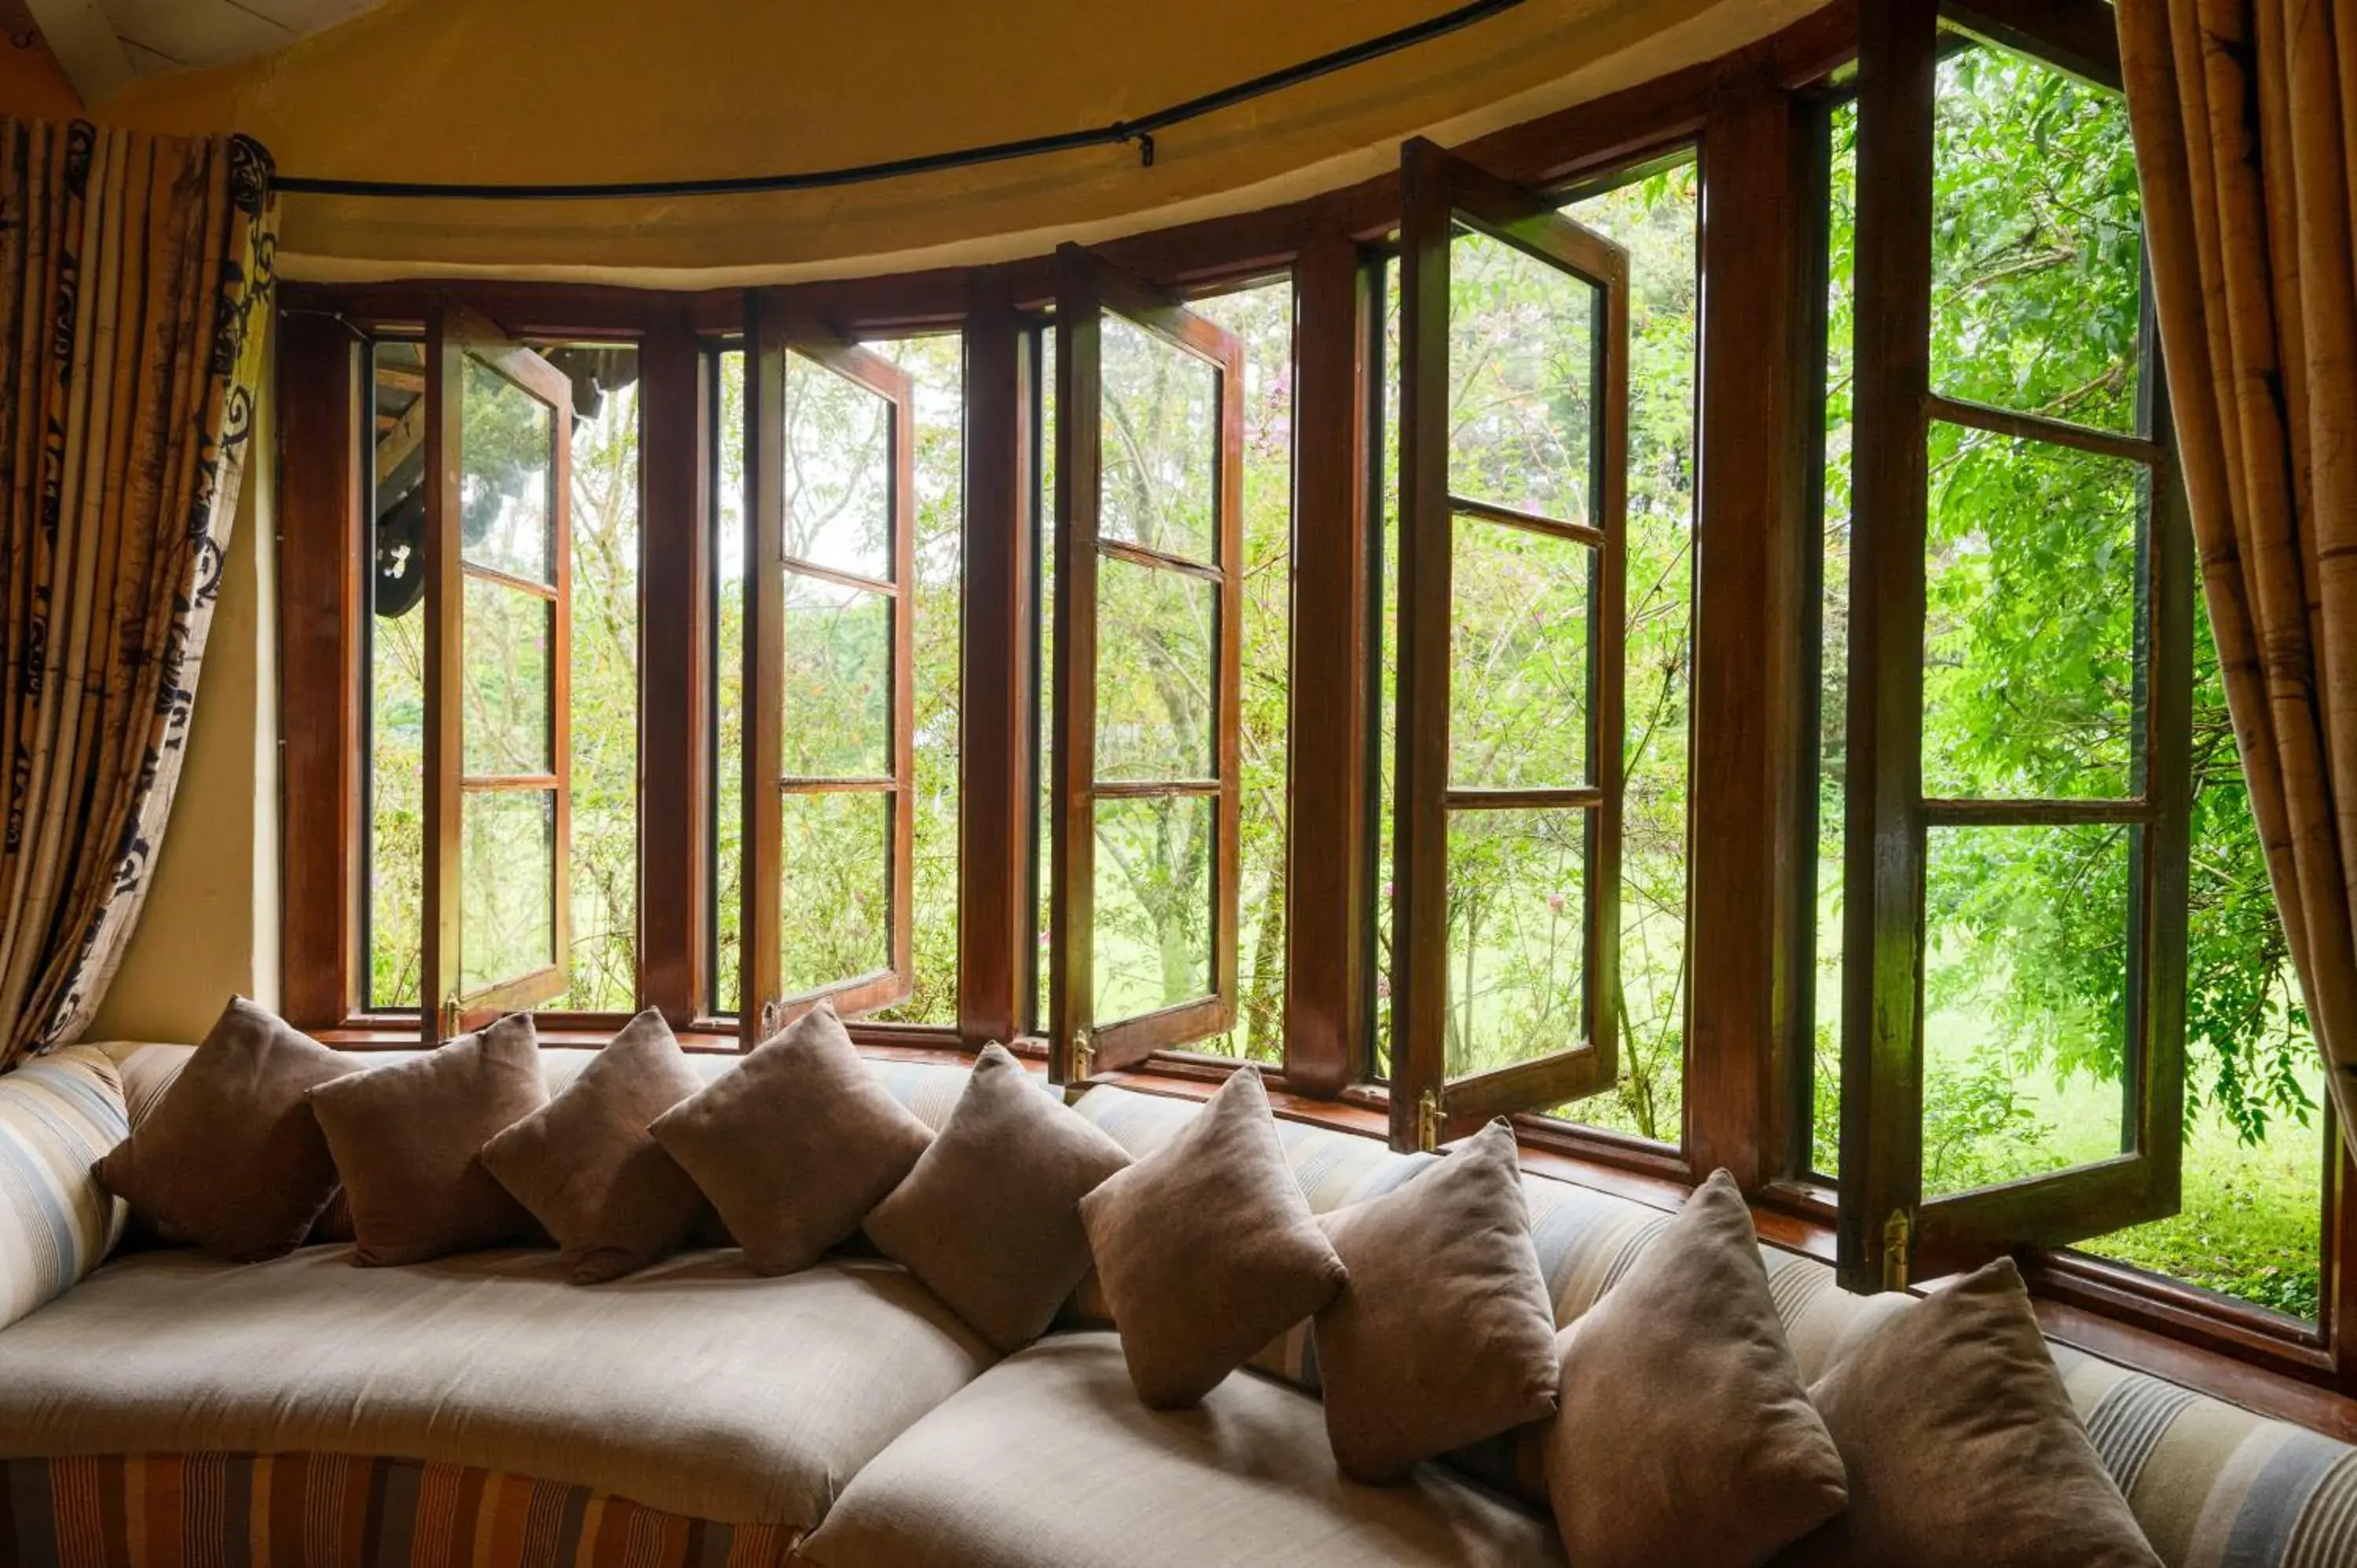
1925, 393, 2165, 467
1448, 493, 1606, 548
639, 310, 709, 1027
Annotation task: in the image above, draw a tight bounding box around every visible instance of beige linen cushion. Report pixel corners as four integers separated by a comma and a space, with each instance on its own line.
1547, 1169, 1846, 1568
1313, 1118, 1559, 1483
866, 1042, 1131, 1354
650, 1002, 932, 1276
1779, 1258, 2160, 1567
482, 1009, 709, 1283
94, 996, 361, 1262
307, 1014, 548, 1266
1079, 1065, 1347, 1407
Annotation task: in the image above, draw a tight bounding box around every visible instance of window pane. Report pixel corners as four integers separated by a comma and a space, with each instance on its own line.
1094, 793, 1212, 1024
460, 789, 556, 995
1923, 425, 2143, 800
369, 346, 427, 1009
1813, 102, 1859, 1177
783, 353, 892, 581
1446, 808, 1588, 1081
1096, 555, 1214, 782
1450, 519, 1591, 790
1100, 314, 1217, 563
779, 791, 890, 995
1923, 822, 2134, 1197
460, 355, 555, 584
783, 573, 891, 779
1931, 42, 2144, 436
713, 349, 747, 1017
1034, 323, 1057, 1033
460, 575, 552, 777
1447, 228, 1596, 526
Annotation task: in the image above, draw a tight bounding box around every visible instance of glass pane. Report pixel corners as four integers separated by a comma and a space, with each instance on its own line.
460, 354, 556, 584
783, 353, 893, 581
1376, 256, 1402, 1080
1931, 41, 2143, 435
1094, 793, 1213, 1024
1923, 822, 2134, 1197
1450, 518, 1591, 789
460, 789, 556, 995
783, 573, 890, 779
1034, 323, 1058, 1034
461, 574, 552, 778
1813, 101, 1860, 1176
368, 339, 427, 1009
713, 349, 746, 1016
1100, 314, 1219, 563
779, 791, 891, 996
1096, 555, 1215, 782
1923, 425, 2143, 800
1447, 228, 1597, 526
1446, 808, 1589, 1081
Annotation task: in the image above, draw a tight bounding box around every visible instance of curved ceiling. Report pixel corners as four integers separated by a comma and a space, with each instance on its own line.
97, 0, 1827, 285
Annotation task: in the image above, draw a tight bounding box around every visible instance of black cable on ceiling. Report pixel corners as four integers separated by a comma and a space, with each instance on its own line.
275, 0, 1530, 200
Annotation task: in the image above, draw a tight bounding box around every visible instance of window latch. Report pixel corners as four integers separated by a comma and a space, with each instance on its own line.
1417, 1089, 1442, 1153
1882, 1207, 1912, 1293
1071, 1028, 1094, 1082
438, 994, 461, 1042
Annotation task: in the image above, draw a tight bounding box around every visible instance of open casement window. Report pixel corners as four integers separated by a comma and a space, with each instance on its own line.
1048, 244, 1244, 1083
1390, 138, 1630, 1152
1838, 0, 2190, 1291
741, 295, 918, 1043
421, 304, 575, 1039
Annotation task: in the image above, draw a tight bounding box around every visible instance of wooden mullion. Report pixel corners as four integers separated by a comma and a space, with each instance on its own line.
775, 557, 900, 599
1097, 537, 1223, 583
1213, 273, 1246, 1052
461, 775, 564, 791
1050, 246, 1102, 1082
1443, 1046, 1615, 1138
458, 562, 560, 601
638, 309, 709, 1028
1587, 198, 1629, 1125
742, 293, 786, 1046
890, 346, 918, 1007
1924, 393, 2165, 467
1444, 786, 1604, 811
1447, 493, 1607, 548
1921, 797, 2154, 826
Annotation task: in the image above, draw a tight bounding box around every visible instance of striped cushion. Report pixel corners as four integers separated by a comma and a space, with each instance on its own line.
0, 1453, 797, 1568
0, 1046, 129, 1332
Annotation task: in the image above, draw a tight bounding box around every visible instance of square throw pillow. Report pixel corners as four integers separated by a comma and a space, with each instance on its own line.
306, 1013, 548, 1266
1314, 1118, 1559, 1484
1547, 1170, 1846, 1568
94, 996, 362, 1262
650, 1002, 932, 1276
1778, 1258, 2159, 1568
1079, 1065, 1347, 1407
866, 1042, 1131, 1354
482, 1009, 709, 1283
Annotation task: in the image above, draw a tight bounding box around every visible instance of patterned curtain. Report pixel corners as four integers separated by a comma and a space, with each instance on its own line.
0, 121, 277, 1072
2118, 0, 2357, 1157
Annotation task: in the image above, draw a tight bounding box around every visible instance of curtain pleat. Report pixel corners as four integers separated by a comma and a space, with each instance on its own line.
0, 120, 276, 1071
2120, 0, 2357, 1155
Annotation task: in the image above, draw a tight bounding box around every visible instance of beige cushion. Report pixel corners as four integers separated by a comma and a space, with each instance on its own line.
1547, 1170, 1845, 1568
307, 1015, 548, 1266
482, 1010, 709, 1283
1079, 1065, 1346, 1408
1782, 1258, 2160, 1567
0, 1245, 995, 1531
94, 997, 361, 1262
651, 1004, 933, 1276
866, 1042, 1131, 1354
798, 1331, 1563, 1568
1314, 1119, 1559, 1484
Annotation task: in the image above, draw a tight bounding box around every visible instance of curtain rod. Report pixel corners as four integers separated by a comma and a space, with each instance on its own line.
275, 0, 1529, 200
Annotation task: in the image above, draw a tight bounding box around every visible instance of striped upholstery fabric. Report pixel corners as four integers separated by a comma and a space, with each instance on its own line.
0, 1454, 797, 1568
0, 1046, 129, 1332
1072, 1084, 2357, 1568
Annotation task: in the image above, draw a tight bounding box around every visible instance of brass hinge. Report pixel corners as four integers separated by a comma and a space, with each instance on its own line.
1882, 1207, 1912, 1293
438, 994, 462, 1042
1070, 1028, 1095, 1081
1417, 1088, 1442, 1153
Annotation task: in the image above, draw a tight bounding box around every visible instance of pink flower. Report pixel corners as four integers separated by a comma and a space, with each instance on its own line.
1382, 880, 1395, 900
1546, 891, 1566, 914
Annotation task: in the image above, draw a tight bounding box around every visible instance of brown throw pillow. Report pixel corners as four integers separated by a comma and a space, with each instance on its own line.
1547, 1170, 1846, 1568
650, 1002, 932, 1276
866, 1042, 1131, 1354
306, 1014, 548, 1266
1314, 1118, 1559, 1484
93, 996, 361, 1262
1079, 1065, 1347, 1407
1778, 1258, 2159, 1568
481, 1009, 709, 1283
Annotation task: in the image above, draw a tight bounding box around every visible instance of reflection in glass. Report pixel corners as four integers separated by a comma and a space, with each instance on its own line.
1094, 793, 1213, 1024
1923, 822, 2133, 1197
1101, 315, 1219, 563
460, 789, 556, 995
461, 575, 552, 777
1444, 808, 1589, 1080
1450, 520, 1591, 790
783, 354, 892, 581
779, 791, 892, 995
460, 357, 555, 584
1096, 555, 1215, 782
1447, 229, 1597, 525
1923, 426, 2143, 800
783, 573, 891, 779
